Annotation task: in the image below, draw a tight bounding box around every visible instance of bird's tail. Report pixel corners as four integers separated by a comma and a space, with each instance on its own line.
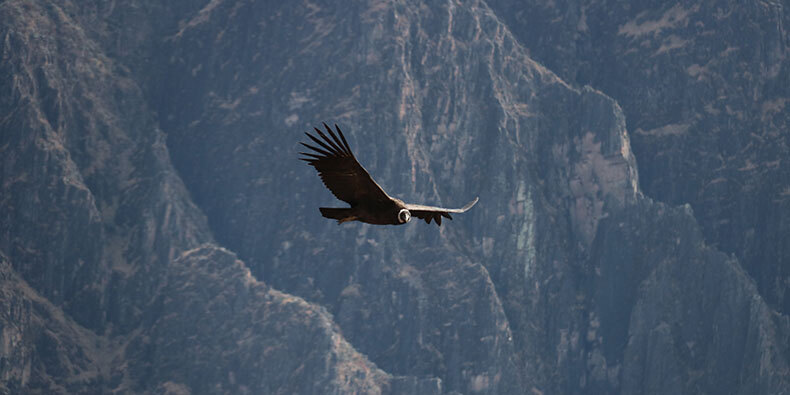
319, 207, 355, 224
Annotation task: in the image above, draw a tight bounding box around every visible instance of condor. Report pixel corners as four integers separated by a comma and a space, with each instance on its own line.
299, 123, 478, 226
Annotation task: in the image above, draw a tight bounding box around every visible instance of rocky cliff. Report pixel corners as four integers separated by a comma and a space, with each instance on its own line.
486, 0, 790, 316
1, 0, 788, 394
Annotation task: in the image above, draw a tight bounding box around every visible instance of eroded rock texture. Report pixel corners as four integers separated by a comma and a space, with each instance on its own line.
487, 0, 790, 316
1, 0, 788, 394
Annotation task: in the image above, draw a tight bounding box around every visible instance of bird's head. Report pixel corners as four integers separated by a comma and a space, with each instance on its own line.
398, 209, 411, 224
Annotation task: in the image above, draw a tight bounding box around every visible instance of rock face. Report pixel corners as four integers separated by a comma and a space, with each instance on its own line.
1, 0, 788, 394
1, 0, 391, 393
486, 0, 790, 316
0, 254, 105, 393
127, 245, 397, 394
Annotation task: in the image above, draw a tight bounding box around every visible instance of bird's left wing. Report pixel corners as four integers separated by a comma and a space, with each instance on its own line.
299, 123, 392, 205
405, 197, 479, 226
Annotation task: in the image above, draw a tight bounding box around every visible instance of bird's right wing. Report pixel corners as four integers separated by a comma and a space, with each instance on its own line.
405, 197, 479, 226
299, 123, 392, 205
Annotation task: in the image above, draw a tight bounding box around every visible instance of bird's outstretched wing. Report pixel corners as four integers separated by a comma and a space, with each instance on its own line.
405, 197, 479, 226
299, 123, 392, 205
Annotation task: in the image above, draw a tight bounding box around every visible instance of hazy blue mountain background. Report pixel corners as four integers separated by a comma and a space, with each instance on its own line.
1, 0, 788, 394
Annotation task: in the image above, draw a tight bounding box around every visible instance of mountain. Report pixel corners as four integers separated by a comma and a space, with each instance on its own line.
1, 0, 787, 394
486, 0, 790, 316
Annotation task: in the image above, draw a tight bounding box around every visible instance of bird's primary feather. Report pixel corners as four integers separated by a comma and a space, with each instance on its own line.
299, 123, 391, 205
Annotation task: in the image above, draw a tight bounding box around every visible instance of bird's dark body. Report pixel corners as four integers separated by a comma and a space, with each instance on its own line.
300, 123, 477, 227
321, 198, 407, 225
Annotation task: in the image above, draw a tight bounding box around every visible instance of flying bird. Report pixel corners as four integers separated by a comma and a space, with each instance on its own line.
299, 123, 478, 226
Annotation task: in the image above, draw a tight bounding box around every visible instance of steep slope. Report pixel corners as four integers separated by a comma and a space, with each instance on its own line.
1, 0, 398, 393
1, 0, 788, 393
0, 0, 211, 334
590, 201, 789, 394
487, 0, 790, 315
125, 245, 409, 394
151, 0, 789, 393
155, 1, 528, 392
0, 255, 106, 393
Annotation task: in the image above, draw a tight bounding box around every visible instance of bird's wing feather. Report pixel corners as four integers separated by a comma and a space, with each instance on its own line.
299, 123, 392, 205
404, 197, 479, 226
